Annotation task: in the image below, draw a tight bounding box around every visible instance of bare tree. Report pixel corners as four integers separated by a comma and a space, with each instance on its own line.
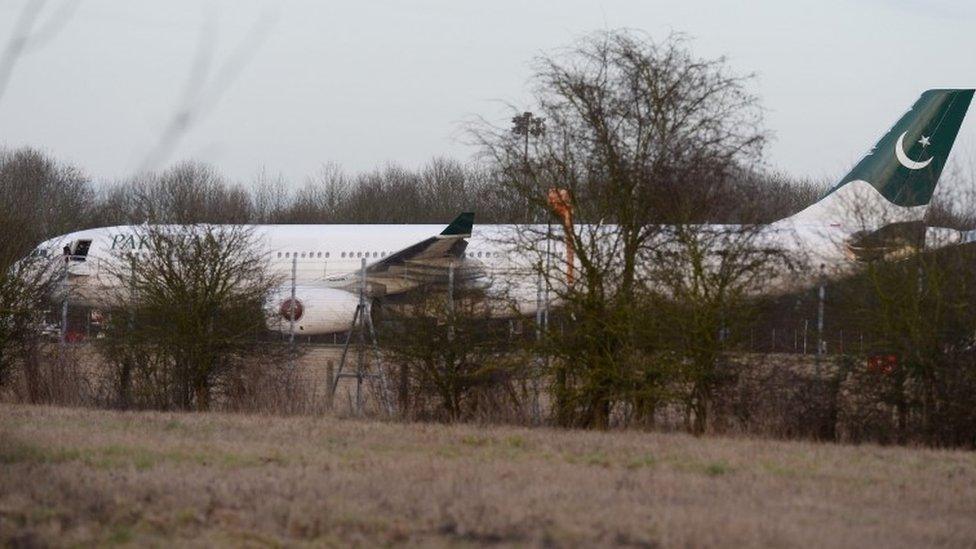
249, 169, 293, 223
377, 285, 527, 422
473, 31, 770, 428
277, 163, 350, 223
96, 161, 252, 224
0, 147, 89, 395
97, 224, 281, 410
831, 242, 976, 447
641, 220, 792, 433
0, 147, 94, 247
0, 247, 59, 395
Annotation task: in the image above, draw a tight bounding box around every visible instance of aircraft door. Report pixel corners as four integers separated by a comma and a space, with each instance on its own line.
67, 239, 92, 261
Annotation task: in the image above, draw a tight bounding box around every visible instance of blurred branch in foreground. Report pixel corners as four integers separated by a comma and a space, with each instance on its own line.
0, 0, 80, 105
137, 8, 279, 174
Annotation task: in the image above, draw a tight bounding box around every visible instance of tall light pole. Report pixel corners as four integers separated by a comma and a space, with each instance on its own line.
511, 111, 547, 324
512, 111, 546, 424
511, 111, 546, 221
511, 111, 546, 170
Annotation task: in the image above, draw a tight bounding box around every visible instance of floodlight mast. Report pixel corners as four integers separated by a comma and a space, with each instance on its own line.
511, 111, 545, 167
512, 111, 547, 425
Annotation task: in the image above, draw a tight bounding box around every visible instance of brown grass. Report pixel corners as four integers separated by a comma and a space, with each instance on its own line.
2, 404, 975, 547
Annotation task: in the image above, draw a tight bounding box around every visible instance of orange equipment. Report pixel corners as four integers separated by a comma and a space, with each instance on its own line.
546, 188, 575, 285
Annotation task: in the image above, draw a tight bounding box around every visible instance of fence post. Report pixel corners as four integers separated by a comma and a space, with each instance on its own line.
355, 258, 366, 415
289, 255, 297, 348
816, 272, 825, 375
803, 319, 808, 355
532, 266, 543, 425
326, 360, 335, 407
60, 254, 69, 350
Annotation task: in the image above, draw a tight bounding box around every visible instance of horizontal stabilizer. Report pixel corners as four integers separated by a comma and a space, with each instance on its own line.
335, 212, 479, 295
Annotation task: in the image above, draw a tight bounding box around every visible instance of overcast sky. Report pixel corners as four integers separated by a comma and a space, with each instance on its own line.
1, 0, 975, 192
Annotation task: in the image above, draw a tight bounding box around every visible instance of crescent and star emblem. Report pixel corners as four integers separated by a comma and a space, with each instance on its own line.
895, 131, 933, 170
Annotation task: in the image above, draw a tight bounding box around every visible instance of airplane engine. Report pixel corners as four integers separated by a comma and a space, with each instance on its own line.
267, 287, 360, 335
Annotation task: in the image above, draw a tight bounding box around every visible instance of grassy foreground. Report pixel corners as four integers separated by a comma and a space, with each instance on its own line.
1, 405, 974, 547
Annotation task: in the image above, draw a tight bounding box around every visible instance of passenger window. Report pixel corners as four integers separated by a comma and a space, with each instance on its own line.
325, 252, 330, 258
341, 252, 346, 258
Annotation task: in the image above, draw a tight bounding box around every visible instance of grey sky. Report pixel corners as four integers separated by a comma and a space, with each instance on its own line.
1, 0, 975, 191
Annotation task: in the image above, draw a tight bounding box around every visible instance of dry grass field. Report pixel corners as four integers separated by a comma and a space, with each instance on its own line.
2, 404, 975, 548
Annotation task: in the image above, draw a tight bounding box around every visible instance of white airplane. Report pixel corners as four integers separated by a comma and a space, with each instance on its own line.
36, 89, 975, 335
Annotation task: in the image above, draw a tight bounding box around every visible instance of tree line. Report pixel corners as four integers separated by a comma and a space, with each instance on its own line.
0, 147, 824, 234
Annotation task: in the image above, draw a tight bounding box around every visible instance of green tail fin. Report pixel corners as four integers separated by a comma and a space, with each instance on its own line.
440, 212, 475, 237
829, 89, 973, 207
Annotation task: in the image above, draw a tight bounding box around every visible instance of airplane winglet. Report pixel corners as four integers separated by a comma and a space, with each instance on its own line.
440, 212, 475, 237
